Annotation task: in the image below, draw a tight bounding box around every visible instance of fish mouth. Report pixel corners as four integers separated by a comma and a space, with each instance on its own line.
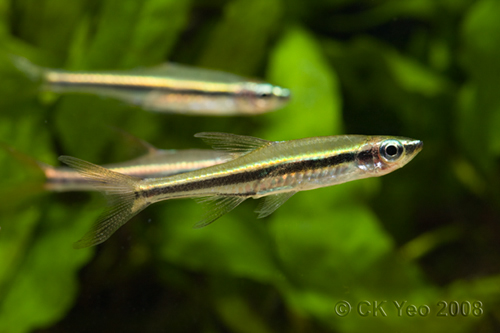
273, 86, 291, 100
405, 139, 423, 155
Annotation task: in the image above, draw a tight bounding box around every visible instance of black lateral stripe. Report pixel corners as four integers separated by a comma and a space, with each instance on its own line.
356, 148, 374, 164
144, 151, 359, 197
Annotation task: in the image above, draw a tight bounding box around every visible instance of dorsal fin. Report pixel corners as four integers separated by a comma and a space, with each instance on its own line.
109, 126, 160, 156
194, 132, 272, 155
127, 63, 246, 83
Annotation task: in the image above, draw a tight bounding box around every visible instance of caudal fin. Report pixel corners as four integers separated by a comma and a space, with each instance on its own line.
9, 54, 45, 82
0, 142, 48, 210
59, 156, 149, 248
0, 141, 49, 175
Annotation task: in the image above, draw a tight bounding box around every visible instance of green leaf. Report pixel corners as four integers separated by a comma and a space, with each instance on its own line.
460, 0, 500, 165
263, 25, 343, 139
0, 200, 97, 333
121, 0, 192, 67
270, 199, 394, 289
384, 46, 449, 97
82, 0, 144, 69
157, 200, 282, 284
199, 0, 283, 75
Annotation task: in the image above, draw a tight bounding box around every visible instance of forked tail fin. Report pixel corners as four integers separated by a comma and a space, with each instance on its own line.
9, 54, 45, 82
59, 156, 149, 248
0, 142, 48, 210
0, 141, 50, 176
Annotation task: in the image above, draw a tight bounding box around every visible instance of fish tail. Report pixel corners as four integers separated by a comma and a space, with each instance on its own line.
59, 156, 150, 249
9, 54, 45, 82
0, 141, 49, 175
0, 142, 48, 210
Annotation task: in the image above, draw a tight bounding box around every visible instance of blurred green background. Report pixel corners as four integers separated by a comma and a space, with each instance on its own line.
1, 0, 500, 332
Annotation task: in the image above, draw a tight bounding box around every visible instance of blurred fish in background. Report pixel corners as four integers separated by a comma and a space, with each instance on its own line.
12, 56, 291, 115
0, 140, 238, 192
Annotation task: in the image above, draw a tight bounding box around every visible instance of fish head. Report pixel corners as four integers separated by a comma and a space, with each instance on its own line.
237, 82, 291, 114
356, 136, 423, 176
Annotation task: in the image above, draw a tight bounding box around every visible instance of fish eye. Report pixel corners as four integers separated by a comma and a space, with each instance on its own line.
379, 139, 404, 162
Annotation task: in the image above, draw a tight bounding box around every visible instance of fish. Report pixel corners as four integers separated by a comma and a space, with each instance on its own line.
60, 132, 423, 248
44, 148, 238, 192
12, 56, 291, 115
0, 141, 238, 192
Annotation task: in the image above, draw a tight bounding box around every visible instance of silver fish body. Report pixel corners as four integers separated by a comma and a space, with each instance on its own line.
44, 149, 238, 192
14, 57, 290, 115
139, 135, 421, 202
60, 132, 423, 248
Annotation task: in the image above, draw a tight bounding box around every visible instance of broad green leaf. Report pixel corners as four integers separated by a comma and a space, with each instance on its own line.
14, 0, 88, 61
121, 0, 192, 67
323, 36, 450, 136
264, 25, 343, 139
0, 0, 9, 37
270, 200, 448, 332
384, 47, 449, 97
53, 96, 139, 161
460, 0, 500, 165
447, 274, 500, 314
199, 0, 283, 75
157, 200, 282, 284
0, 208, 40, 298
82, 0, 144, 69
270, 200, 394, 290
0, 202, 96, 333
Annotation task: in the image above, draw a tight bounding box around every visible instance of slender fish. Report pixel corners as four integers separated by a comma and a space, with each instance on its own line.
0, 141, 237, 192
45, 149, 238, 192
60, 132, 423, 248
13, 57, 290, 115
